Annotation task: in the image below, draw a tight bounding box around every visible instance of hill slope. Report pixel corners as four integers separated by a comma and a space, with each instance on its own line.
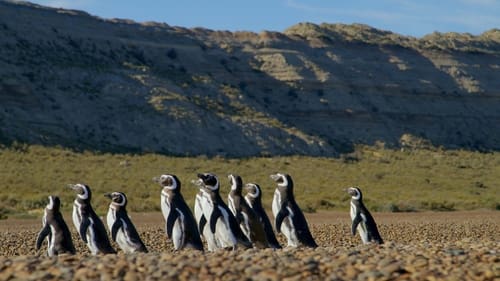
1, 1, 499, 156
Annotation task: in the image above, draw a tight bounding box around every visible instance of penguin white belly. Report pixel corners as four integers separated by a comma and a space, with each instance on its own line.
160, 192, 171, 225
73, 202, 98, 254
72, 203, 81, 231
358, 214, 369, 243
116, 222, 138, 253
272, 191, 298, 247
171, 209, 185, 250
282, 207, 299, 247
107, 211, 136, 253
350, 202, 369, 244
214, 206, 237, 248
85, 218, 99, 255
47, 225, 57, 256
239, 212, 251, 242
271, 190, 280, 219
195, 193, 218, 251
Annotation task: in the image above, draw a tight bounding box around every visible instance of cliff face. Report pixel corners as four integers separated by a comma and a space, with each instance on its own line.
1, 1, 499, 156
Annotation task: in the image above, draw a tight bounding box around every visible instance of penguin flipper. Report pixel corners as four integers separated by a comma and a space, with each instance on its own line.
166, 209, 179, 238
198, 215, 207, 233
35, 225, 50, 250
209, 207, 222, 234
275, 208, 289, 233
79, 217, 91, 243
111, 219, 123, 242
351, 215, 362, 236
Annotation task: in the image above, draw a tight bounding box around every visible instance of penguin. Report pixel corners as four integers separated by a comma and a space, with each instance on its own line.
227, 174, 269, 249
346, 186, 384, 244
153, 174, 204, 251
193, 173, 252, 250
35, 195, 76, 256
68, 183, 116, 255
104, 192, 148, 253
244, 183, 282, 249
270, 173, 317, 248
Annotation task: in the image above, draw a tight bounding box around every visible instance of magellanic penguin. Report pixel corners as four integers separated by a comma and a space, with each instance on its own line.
68, 184, 116, 255
193, 173, 252, 250
153, 174, 204, 251
227, 174, 269, 249
105, 192, 148, 253
270, 173, 317, 248
346, 187, 384, 244
36, 195, 76, 256
244, 183, 282, 249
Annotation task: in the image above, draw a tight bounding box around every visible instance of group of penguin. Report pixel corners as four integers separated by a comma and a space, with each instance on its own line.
36, 172, 383, 256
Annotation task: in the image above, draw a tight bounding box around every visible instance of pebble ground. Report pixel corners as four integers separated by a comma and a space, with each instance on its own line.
0, 211, 498, 280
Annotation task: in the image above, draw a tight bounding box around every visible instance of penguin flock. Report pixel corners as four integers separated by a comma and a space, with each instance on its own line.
35, 173, 383, 256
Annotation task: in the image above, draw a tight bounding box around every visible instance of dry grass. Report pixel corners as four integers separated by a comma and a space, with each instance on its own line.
0, 144, 499, 218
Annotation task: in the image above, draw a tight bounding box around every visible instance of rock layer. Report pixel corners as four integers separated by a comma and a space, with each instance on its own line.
1, 1, 499, 156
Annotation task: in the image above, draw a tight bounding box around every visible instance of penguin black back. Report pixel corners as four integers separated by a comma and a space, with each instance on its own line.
228, 175, 270, 249
36, 195, 76, 256
244, 183, 282, 249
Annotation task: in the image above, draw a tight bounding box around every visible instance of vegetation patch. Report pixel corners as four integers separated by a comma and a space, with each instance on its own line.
0, 144, 498, 218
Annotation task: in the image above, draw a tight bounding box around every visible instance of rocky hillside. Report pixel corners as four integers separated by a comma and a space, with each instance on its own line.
1, 1, 499, 156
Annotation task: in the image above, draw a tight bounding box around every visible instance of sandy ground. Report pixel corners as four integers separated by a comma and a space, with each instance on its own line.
0, 211, 498, 280
1, 210, 497, 230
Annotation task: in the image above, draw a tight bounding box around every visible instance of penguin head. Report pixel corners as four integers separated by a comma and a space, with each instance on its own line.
153, 174, 181, 192
347, 186, 363, 200
104, 192, 128, 208
46, 195, 61, 212
244, 183, 261, 199
228, 174, 243, 193
68, 183, 91, 200
270, 173, 294, 193
195, 173, 219, 191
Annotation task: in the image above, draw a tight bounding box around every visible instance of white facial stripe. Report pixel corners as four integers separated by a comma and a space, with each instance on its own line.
246, 184, 260, 198
116, 193, 126, 206
349, 188, 361, 200
229, 175, 237, 191
206, 182, 219, 191
163, 175, 177, 190
77, 184, 88, 200
47, 196, 54, 210
277, 174, 288, 187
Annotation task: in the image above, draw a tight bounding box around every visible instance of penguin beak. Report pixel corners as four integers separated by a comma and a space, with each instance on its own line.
152, 176, 161, 183
104, 193, 112, 199
67, 184, 77, 190
345, 188, 355, 196
270, 174, 280, 181
191, 178, 203, 188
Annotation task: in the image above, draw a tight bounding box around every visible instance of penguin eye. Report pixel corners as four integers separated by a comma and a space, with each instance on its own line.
168, 177, 176, 186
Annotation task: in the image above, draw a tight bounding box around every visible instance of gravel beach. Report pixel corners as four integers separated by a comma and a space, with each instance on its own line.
0, 211, 498, 280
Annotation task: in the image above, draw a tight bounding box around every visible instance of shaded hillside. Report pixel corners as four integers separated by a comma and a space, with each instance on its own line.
1, 1, 499, 156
